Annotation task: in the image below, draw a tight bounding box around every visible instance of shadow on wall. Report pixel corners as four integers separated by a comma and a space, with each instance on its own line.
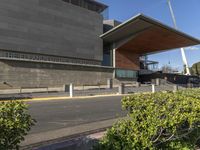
1, 60, 113, 72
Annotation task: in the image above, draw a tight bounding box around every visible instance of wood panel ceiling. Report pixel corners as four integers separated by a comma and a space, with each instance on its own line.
117, 26, 198, 54
101, 14, 200, 55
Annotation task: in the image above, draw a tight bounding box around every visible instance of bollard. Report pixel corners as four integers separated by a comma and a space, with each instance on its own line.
156, 78, 160, 86
152, 84, 155, 93
136, 82, 141, 87
69, 83, 74, 98
187, 83, 193, 88
107, 78, 113, 89
119, 83, 125, 94
63, 84, 74, 97
173, 85, 178, 92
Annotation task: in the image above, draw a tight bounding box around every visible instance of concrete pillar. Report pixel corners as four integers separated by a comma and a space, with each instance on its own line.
63, 84, 74, 97
136, 82, 141, 87
113, 43, 116, 68
156, 78, 160, 86
112, 43, 116, 79
173, 85, 178, 92
69, 83, 74, 98
107, 78, 113, 89
152, 84, 155, 93
187, 83, 193, 88
151, 79, 155, 85
63, 84, 70, 92
119, 83, 125, 94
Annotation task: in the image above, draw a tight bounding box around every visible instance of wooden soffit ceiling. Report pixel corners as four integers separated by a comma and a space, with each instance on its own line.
101, 14, 200, 54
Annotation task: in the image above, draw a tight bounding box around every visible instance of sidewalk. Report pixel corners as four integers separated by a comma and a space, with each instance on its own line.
0, 85, 119, 95
0, 84, 178, 101
0, 83, 138, 96
0, 91, 69, 101
0, 85, 119, 100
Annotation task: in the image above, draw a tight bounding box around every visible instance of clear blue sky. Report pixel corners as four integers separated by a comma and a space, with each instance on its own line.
98, 0, 200, 71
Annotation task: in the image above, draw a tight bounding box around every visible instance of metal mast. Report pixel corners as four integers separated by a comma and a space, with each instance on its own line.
167, 0, 191, 75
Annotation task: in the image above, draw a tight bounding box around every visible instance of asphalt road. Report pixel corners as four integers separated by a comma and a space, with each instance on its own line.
27, 95, 126, 134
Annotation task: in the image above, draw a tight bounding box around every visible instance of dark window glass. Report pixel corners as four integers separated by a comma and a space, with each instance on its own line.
62, 0, 107, 13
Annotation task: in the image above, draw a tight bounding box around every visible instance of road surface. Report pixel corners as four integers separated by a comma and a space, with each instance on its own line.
27, 95, 126, 134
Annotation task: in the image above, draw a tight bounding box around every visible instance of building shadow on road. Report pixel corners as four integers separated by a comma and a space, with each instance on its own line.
36, 135, 101, 150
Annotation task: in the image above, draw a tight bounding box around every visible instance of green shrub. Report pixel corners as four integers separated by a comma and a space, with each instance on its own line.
191, 62, 200, 76
96, 90, 200, 150
177, 88, 200, 99
0, 101, 35, 150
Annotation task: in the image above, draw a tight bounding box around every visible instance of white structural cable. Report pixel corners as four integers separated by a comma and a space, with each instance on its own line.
167, 0, 191, 75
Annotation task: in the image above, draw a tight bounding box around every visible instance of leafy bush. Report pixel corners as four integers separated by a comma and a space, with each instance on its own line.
191, 62, 200, 76
96, 89, 200, 150
0, 101, 35, 150
177, 88, 200, 99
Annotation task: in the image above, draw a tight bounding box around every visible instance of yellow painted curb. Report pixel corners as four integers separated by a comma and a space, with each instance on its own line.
0, 93, 133, 103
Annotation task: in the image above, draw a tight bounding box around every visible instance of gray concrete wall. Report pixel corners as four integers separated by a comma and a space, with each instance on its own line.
0, 60, 113, 89
0, 0, 103, 61
103, 20, 121, 32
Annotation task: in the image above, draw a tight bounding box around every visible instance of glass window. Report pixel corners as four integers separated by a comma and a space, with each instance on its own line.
62, 0, 107, 14
115, 69, 138, 79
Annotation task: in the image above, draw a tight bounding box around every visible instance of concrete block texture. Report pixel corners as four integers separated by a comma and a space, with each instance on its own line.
0, 0, 103, 61
0, 60, 113, 89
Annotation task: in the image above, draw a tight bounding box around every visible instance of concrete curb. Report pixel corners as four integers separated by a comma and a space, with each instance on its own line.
0, 93, 131, 103
20, 118, 121, 149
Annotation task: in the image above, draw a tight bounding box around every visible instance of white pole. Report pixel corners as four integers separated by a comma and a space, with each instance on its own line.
70, 83, 74, 98
152, 84, 155, 93
113, 43, 116, 78
167, 0, 191, 75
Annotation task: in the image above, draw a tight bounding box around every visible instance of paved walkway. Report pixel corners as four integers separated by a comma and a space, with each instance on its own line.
0, 84, 181, 101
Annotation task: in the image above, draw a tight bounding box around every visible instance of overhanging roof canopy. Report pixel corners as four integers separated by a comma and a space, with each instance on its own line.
100, 14, 200, 54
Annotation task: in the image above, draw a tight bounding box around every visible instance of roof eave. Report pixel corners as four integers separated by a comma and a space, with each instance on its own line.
100, 14, 200, 44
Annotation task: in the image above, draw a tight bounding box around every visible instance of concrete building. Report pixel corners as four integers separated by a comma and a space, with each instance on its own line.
0, 0, 199, 89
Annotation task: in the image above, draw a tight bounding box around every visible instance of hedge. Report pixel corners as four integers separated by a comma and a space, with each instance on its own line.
0, 101, 35, 150
95, 89, 200, 150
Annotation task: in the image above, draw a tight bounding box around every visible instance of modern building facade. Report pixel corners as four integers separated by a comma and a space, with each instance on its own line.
0, 0, 199, 89
101, 14, 200, 78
